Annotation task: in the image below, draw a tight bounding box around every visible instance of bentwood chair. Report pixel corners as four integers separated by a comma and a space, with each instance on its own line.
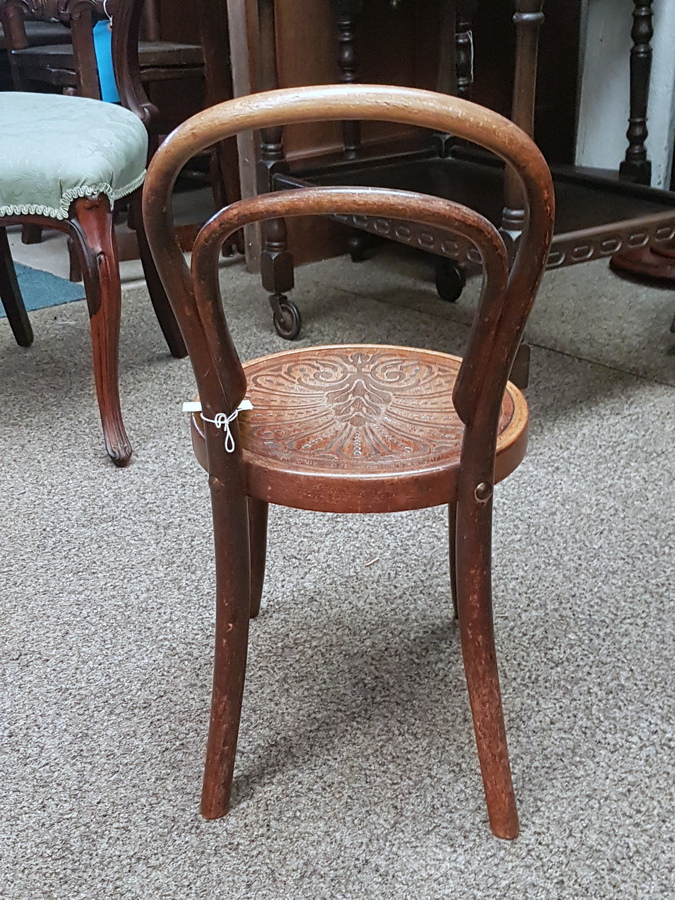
143, 84, 554, 838
0, 89, 185, 465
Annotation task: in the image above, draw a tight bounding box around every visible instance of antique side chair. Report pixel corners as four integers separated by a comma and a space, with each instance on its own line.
0, 89, 185, 464
0, 0, 203, 107
1, 0, 241, 256
143, 84, 554, 838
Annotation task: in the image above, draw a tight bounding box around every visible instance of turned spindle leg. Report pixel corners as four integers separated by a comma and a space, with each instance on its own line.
334, 0, 363, 159
257, 0, 299, 339
500, 1, 544, 391
455, 0, 478, 101
619, 0, 653, 186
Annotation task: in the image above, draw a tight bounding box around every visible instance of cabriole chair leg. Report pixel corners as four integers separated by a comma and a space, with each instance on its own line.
71, 195, 132, 467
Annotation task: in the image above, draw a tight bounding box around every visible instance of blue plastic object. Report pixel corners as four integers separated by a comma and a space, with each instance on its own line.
93, 20, 120, 103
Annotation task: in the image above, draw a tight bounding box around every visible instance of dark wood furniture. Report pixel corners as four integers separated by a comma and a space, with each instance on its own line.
4, 194, 180, 468
609, 0, 675, 304
0, 2, 188, 466
0, 126, 183, 466
252, 0, 675, 343
0, 6, 71, 52
1, 0, 241, 256
1, 0, 203, 113
619, 0, 654, 187
142, 82, 555, 839
110, 0, 241, 252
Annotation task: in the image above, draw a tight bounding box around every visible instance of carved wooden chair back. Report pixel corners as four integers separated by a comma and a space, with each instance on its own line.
0, 0, 71, 51
111, 0, 239, 200
142, 84, 555, 839
1, 0, 215, 128
1, 0, 98, 96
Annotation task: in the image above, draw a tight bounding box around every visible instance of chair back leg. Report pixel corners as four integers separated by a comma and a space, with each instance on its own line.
448, 500, 459, 622
455, 485, 518, 839
248, 498, 268, 618
0, 226, 33, 348
130, 191, 187, 359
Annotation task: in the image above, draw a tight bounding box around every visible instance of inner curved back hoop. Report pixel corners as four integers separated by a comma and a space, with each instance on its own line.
143, 84, 555, 420
191, 186, 508, 415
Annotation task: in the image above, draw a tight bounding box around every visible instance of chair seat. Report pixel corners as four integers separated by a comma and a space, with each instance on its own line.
0, 92, 147, 220
191, 344, 529, 513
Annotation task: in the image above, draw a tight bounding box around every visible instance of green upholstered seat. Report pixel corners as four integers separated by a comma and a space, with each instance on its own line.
0, 92, 148, 220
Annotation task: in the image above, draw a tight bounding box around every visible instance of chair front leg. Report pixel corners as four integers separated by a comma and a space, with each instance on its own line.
201, 476, 251, 818
70, 195, 132, 466
455, 483, 519, 839
0, 226, 33, 348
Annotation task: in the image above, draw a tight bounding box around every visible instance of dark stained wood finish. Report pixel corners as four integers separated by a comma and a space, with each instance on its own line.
0, 0, 200, 463
501, 0, 544, 247
334, 0, 362, 158
619, 0, 654, 186
0, 226, 33, 348
71, 195, 132, 465
1, 197, 133, 464
247, 496, 267, 618
244, 1, 674, 347
455, 0, 477, 101
2, 0, 240, 252
130, 190, 186, 358
610, 240, 675, 289
448, 499, 459, 620
1, 0, 203, 105
142, 84, 555, 838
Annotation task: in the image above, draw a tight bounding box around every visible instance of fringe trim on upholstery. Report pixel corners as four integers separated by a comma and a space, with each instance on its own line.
0, 169, 146, 221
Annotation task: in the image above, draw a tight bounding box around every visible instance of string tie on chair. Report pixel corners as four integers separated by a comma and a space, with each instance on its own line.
189, 400, 254, 453
201, 410, 239, 453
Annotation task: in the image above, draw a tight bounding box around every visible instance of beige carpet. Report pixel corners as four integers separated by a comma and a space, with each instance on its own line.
1, 246, 673, 899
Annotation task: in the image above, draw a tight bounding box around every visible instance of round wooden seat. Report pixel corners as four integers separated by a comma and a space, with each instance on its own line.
191, 344, 529, 513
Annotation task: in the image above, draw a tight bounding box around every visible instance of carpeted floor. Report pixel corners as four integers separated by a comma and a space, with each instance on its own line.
0, 261, 84, 316
0, 247, 673, 899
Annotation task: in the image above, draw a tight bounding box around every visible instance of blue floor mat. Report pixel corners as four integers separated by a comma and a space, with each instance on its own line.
0, 262, 85, 316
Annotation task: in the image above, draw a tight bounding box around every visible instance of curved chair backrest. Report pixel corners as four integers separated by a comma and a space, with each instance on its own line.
143, 84, 554, 441
111, 0, 226, 134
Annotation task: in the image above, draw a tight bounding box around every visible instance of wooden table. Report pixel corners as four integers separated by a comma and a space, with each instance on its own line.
229, 1, 675, 344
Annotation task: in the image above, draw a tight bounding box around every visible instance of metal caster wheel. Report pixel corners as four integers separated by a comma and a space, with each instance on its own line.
435, 258, 466, 303
272, 297, 302, 340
